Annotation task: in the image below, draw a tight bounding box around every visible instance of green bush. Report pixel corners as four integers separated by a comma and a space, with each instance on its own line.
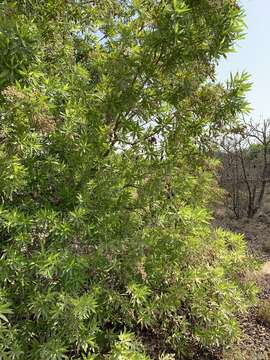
0, 0, 255, 359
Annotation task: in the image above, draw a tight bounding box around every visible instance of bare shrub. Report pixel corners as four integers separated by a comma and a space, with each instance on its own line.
219, 118, 270, 218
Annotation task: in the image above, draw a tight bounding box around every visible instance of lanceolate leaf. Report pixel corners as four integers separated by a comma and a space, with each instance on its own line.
0, 1, 255, 359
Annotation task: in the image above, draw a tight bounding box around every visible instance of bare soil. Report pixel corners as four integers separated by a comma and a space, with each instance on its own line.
214, 208, 270, 359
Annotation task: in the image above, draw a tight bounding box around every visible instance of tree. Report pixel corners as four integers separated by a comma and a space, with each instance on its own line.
220, 118, 270, 218
0, 1, 255, 359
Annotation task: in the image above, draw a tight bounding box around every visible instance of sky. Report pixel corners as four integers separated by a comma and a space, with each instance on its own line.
217, 0, 270, 120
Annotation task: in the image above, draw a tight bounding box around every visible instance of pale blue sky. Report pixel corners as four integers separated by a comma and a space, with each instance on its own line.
217, 0, 270, 119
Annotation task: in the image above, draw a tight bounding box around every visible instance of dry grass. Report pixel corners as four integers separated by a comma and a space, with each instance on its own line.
256, 300, 270, 327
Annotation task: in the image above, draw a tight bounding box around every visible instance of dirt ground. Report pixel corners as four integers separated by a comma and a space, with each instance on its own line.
214, 203, 270, 359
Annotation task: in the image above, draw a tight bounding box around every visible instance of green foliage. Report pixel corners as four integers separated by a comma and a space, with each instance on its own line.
108, 332, 150, 360
0, 0, 256, 359
246, 142, 265, 160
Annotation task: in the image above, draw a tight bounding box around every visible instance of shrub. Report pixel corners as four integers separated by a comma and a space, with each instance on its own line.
0, 0, 255, 359
257, 300, 270, 327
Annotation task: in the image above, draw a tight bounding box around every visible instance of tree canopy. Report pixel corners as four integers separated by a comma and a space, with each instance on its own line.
0, 1, 255, 359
